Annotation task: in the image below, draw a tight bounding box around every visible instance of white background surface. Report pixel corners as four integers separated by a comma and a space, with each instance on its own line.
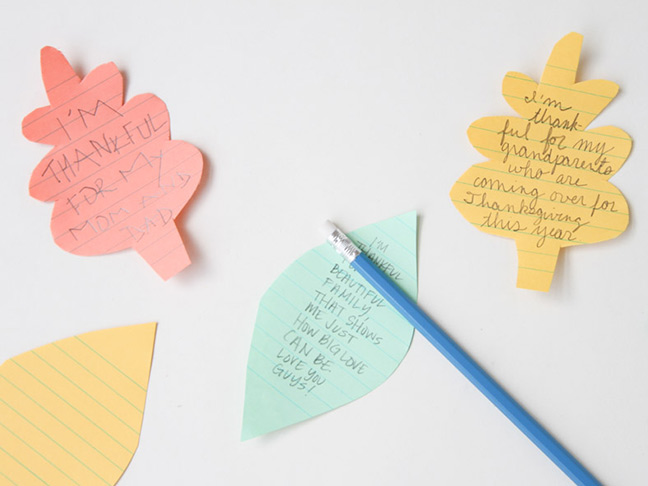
1, 1, 647, 484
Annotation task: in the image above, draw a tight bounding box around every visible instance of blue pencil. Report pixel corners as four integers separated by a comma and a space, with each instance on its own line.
323, 221, 600, 486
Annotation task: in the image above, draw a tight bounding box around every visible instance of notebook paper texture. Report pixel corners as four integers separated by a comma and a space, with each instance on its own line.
0, 322, 156, 486
242, 212, 418, 440
450, 33, 631, 291
22, 47, 204, 280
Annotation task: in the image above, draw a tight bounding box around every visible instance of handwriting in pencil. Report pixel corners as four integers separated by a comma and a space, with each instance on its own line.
23, 47, 204, 280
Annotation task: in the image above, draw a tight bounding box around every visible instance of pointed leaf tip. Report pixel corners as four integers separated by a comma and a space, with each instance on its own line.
541, 32, 584, 86
40, 46, 79, 103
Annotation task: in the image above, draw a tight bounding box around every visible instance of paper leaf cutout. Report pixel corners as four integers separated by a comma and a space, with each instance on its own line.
0, 322, 157, 486
22, 47, 204, 280
450, 33, 631, 291
242, 212, 418, 440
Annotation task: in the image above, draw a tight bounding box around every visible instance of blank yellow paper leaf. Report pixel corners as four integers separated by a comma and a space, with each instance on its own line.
0, 323, 156, 486
450, 33, 631, 291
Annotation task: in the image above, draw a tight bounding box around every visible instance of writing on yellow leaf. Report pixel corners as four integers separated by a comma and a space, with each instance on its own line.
450, 32, 631, 291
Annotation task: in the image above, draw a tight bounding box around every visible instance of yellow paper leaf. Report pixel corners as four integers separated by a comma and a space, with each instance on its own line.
450, 33, 631, 291
0, 323, 156, 486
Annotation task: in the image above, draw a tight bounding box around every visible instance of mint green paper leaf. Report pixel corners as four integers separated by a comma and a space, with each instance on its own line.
242, 212, 418, 440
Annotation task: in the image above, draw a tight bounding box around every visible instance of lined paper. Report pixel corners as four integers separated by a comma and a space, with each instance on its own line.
22, 46, 203, 280
449, 33, 631, 291
242, 212, 418, 440
0, 322, 156, 486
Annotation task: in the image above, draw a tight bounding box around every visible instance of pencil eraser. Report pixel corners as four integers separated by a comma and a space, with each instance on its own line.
321, 220, 339, 239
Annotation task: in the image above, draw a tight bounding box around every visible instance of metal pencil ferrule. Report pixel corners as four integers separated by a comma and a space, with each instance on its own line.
327, 229, 360, 263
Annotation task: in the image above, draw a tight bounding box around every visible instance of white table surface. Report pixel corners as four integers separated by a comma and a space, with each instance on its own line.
1, 1, 647, 484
